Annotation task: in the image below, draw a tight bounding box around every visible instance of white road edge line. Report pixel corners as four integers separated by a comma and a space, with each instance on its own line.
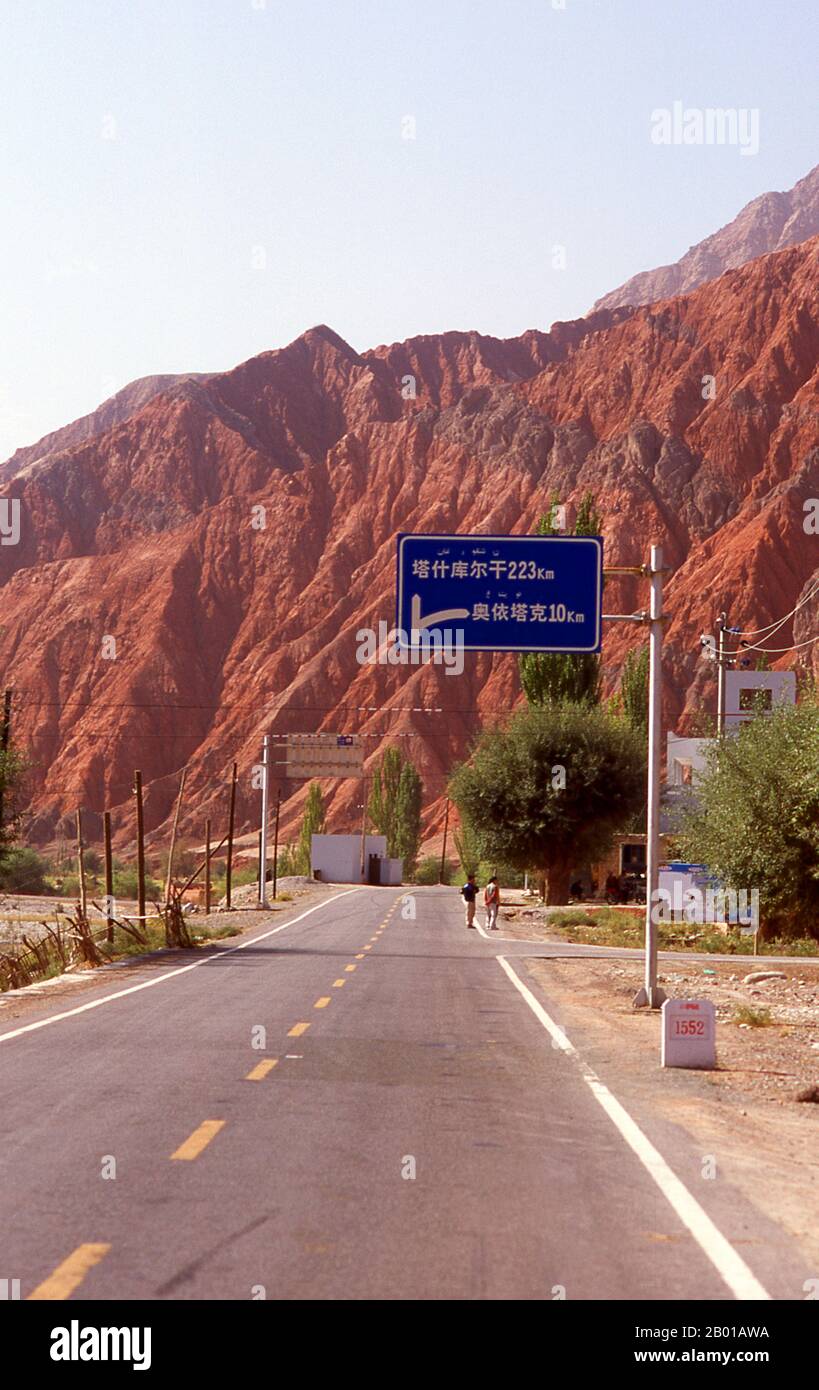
495, 953, 771, 1302
0, 889, 363, 1045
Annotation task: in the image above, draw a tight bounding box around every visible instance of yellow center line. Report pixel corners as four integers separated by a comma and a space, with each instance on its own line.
288, 1021, 310, 1036
28, 1243, 110, 1301
362, 945, 372, 951
355, 953, 365, 959
171, 1119, 226, 1161
345, 964, 357, 972
245, 1059, 278, 1081
314, 997, 331, 1009
332, 979, 346, 987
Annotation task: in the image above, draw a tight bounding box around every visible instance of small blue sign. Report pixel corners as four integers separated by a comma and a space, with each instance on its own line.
396, 533, 603, 653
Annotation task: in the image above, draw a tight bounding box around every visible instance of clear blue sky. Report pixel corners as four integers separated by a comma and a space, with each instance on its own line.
0, 0, 816, 459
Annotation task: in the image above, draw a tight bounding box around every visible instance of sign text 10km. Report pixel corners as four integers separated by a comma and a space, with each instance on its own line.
396, 533, 603, 653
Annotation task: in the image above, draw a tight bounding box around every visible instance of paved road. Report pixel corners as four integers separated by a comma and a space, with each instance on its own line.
0, 886, 811, 1301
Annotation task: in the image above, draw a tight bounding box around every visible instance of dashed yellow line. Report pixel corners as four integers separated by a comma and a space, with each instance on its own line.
355, 953, 365, 959
171, 1119, 226, 1161
314, 997, 331, 1009
246, 1059, 278, 1081
288, 1021, 310, 1037
332, 979, 346, 988
362, 945, 372, 951
345, 963, 357, 972
28, 1243, 110, 1301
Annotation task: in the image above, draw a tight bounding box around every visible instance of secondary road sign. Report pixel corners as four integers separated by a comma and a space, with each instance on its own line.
282, 734, 364, 780
396, 533, 603, 652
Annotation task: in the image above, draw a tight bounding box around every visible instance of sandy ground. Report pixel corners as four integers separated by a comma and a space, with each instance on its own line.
516, 944, 819, 1271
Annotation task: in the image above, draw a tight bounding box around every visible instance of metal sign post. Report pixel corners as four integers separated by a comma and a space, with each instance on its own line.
257, 734, 271, 909
632, 545, 667, 1010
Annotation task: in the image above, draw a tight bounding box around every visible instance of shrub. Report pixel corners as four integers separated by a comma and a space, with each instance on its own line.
0, 846, 50, 894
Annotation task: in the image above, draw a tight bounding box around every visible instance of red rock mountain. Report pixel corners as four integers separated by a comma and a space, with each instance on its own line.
1, 237, 817, 852
593, 163, 819, 313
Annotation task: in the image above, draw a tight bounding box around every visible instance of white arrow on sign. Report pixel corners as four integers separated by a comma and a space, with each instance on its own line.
410, 593, 469, 632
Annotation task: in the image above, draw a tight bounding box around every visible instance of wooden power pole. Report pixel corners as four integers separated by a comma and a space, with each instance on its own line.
103, 810, 114, 944
134, 770, 146, 922
225, 762, 237, 908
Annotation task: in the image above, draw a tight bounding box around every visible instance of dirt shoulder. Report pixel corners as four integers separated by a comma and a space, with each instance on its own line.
521, 949, 819, 1269
0, 881, 347, 1030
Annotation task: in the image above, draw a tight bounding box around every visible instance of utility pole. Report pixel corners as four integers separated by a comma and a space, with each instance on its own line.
633, 545, 667, 1010
716, 610, 728, 735
257, 734, 270, 908
439, 798, 450, 884
360, 776, 368, 883
0, 687, 12, 838
225, 762, 237, 909
103, 811, 114, 944
272, 790, 281, 901
133, 770, 146, 923
75, 809, 87, 920
204, 817, 212, 915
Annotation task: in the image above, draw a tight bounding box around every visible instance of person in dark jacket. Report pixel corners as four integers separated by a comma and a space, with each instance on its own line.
461, 872, 478, 929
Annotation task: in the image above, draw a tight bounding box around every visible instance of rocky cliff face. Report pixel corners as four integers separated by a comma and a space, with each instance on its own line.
593, 164, 819, 313
1, 237, 817, 850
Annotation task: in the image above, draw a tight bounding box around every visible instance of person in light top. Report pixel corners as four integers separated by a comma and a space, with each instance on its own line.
484, 875, 500, 931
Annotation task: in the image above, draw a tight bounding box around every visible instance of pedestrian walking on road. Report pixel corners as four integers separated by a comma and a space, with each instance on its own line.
484, 875, 500, 931
461, 872, 478, 929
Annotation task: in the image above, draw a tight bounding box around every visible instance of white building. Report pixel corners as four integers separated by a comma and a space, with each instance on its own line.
310, 833, 402, 885
724, 669, 796, 730
666, 734, 714, 786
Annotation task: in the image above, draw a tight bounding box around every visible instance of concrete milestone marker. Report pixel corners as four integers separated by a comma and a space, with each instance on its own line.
661, 998, 716, 1069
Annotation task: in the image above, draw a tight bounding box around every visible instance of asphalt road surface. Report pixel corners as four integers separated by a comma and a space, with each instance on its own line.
0, 886, 811, 1301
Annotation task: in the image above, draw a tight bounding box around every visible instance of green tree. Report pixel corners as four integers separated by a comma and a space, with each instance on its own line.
452, 815, 481, 877
368, 748, 423, 872
519, 491, 602, 706
620, 645, 650, 737
677, 699, 819, 939
0, 741, 27, 869
392, 763, 423, 875
0, 845, 49, 894
295, 783, 326, 876
449, 702, 645, 904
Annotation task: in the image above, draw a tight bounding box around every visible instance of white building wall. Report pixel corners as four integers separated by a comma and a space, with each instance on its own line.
724, 670, 796, 730
310, 834, 388, 883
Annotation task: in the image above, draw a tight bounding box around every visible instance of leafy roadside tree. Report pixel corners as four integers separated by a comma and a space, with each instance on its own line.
620, 645, 650, 737
392, 762, 423, 875
295, 783, 326, 876
0, 845, 49, 894
449, 702, 645, 904
452, 814, 481, 878
677, 698, 819, 939
519, 491, 603, 707
0, 741, 27, 869
368, 747, 423, 873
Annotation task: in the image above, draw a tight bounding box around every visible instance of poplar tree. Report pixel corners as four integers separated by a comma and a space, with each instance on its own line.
518, 491, 603, 707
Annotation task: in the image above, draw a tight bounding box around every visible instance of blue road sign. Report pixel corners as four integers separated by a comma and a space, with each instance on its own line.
396, 533, 603, 653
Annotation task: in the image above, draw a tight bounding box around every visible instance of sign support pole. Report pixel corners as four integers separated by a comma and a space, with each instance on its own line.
633, 545, 667, 1010
257, 734, 271, 909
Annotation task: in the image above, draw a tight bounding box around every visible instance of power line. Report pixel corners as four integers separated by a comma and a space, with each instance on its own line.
726, 631, 819, 657
727, 578, 819, 639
